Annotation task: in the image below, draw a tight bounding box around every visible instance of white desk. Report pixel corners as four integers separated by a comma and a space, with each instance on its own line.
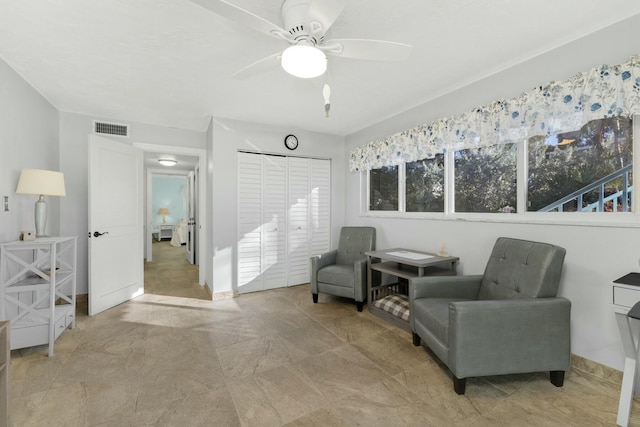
612, 274, 640, 426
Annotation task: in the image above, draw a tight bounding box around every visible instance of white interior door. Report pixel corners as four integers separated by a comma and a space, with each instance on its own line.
88, 135, 144, 316
186, 169, 198, 264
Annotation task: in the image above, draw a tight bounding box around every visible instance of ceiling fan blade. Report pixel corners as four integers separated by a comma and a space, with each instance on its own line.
231, 52, 282, 80
307, 0, 346, 33
191, 0, 290, 40
323, 39, 412, 61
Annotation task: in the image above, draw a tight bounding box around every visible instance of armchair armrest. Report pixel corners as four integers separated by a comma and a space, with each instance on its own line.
448, 297, 571, 379
310, 250, 338, 292
353, 258, 367, 302
409, 275, 483, 301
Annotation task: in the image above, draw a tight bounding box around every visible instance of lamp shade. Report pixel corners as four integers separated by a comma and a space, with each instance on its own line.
16, 169, 66, 196
281, 45, 327, 78
157, 208, 170, 216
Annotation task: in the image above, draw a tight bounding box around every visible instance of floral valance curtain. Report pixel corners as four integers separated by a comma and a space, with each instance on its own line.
349, 54, 640, 172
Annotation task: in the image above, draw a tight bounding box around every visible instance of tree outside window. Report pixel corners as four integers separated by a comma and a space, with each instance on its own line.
369, 166, 398, 211
406, 155, 445, 212
454, 143, 517, 213
528, 116, 632, 212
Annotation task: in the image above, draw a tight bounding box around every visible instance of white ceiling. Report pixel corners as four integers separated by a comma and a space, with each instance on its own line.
1, 1, 639, 136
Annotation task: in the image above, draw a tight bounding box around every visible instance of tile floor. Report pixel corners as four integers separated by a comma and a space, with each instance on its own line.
7, 241, 640, 426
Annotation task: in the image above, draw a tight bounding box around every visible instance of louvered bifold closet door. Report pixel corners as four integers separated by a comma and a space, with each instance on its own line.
262, 155, 287, 289
238, 153, 331, 292
237, 153, 264, 293
287, 157, 311, 286
310, 159, 331, 257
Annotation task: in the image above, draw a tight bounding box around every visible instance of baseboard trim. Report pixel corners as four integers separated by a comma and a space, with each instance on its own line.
571, 354, 622, 386
212, 290, 236, 301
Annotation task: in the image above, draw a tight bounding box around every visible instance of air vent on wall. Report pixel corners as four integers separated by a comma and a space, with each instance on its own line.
93, 121, 129, 138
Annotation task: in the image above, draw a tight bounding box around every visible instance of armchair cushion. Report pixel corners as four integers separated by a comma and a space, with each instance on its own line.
335, 227, 376, 265
412, 298, 473, 346
479, 237, 566, 300
317, 264, 355, 288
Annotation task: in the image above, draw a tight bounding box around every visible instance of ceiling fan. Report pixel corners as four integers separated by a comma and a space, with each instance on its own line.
191, 0, 413, 80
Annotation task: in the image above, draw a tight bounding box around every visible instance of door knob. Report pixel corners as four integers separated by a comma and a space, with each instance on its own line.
93, 231, 109, 237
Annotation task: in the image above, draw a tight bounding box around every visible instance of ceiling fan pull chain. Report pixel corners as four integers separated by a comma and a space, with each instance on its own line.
323, 83, 331, 118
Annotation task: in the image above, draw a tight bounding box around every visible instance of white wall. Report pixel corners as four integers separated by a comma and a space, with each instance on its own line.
205, 118, 215, 294
208, 117, 346, 295
0, 57, 59, 243
345, 14, 640, 371
59, 112, 206, 294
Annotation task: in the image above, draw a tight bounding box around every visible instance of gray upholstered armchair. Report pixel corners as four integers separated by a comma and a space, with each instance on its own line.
310, 227, 376, 312
409, 237, 570, 395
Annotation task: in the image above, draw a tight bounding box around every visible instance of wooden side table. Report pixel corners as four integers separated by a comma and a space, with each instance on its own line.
365, 248, 459, 331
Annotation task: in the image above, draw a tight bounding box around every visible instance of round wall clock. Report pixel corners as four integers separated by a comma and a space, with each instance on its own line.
284, 134, 299, 150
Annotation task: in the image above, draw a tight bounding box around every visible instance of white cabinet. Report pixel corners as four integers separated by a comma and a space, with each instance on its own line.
158, 225, 173, 241
0, 237, 77, 357
237, 153, 330, 293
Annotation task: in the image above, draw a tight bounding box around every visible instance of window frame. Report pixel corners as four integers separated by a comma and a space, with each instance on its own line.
361, 116, 640, 227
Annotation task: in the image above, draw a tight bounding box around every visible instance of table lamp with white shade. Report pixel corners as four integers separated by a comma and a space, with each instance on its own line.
16, 169, 66, 237
157, 207, 170, 224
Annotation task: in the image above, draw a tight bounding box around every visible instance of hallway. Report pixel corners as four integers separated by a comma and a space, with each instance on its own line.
145, 239, 209, 300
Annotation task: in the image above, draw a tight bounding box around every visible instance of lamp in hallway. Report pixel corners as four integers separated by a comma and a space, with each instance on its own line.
16, 169, 66, 237
157, 207, 170, 224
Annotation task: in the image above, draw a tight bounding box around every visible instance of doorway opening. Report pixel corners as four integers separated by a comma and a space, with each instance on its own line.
134, 142, 207, 296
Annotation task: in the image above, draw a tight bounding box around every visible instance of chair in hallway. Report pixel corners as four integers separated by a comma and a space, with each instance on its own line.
310, 226, 376, 311
409, 237, 570, 395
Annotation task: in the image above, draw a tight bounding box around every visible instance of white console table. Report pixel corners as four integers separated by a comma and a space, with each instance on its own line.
611, 273, 640, 426
0, 237, 77, 357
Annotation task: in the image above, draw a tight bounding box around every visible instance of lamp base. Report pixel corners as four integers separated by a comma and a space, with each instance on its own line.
34, 195, 47, 237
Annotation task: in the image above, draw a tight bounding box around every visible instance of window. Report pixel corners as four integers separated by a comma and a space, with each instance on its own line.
365, 116, 634, 220
406, 155, 445, 212
369, 165, 398, 211
454, 143, 517, 213
528, 116, 632, 212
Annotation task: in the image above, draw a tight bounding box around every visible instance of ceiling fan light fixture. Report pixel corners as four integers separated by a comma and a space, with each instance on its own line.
281, 44, 327, 78
158, 157, 177, 167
